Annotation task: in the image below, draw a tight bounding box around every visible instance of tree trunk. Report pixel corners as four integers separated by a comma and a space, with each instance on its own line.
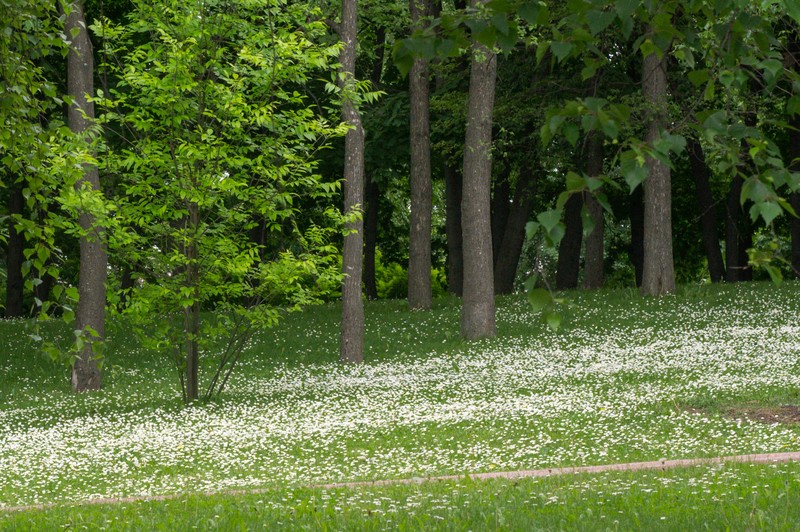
407, 0, 433, 310
67, 0, 106, 391
640, 40, 675, 296
460, 0, 496, 340
184, 201, 200, 402
5, 180, 25, 318
687, 137, 725, 283
725, 174, 745, 282
491, 163, 511, 263
789, 30, 800, 278
339, 0, 365, 363
791, 113, 800, 277
363, 175, 379, 300
494, 162, 537, 294
583, 133, 604, 289
630, 184, 644, 287
362, 24, 385, 301
444, 164, 464, 296
556, 193, 583, 290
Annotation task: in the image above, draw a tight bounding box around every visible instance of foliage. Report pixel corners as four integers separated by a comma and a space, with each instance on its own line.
95, 0, 347, 401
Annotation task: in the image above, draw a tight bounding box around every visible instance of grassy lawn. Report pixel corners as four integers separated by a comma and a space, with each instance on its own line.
2, 282, 800, 527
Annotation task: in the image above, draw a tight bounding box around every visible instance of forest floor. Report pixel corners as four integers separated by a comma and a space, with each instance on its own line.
2, 281, 800, 528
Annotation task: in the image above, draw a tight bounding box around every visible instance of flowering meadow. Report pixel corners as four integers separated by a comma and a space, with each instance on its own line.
1, 282, 800, 512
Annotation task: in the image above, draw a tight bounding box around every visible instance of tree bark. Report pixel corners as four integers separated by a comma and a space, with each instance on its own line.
362, 24, 386, 301
407, 0, 433, 310
184, 201, 200, 402
640, 41, 675, 296
630, 184, 644, 287
583, 134, 605, 289
460, 0, 496, 340
363, 175, 379, 300
339, 0, 365, 363
67, 0, 106, 391
491, 163, 511, 263
725, 174, 745, 282
494, 162, 537, 294
444, 164, 463, 296
788, 28, 800, 278
556, 194, 583, 290
5, 180, 25, 318
687, 137, 725, 283
791, 113, 800, 277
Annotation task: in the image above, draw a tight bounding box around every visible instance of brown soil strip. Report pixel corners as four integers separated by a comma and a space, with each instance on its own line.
3, 451, 800, 513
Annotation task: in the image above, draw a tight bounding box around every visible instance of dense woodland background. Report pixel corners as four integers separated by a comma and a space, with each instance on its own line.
2, 0, 799, 400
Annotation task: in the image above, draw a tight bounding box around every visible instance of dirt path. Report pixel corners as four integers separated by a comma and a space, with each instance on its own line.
3, 451, 800, 513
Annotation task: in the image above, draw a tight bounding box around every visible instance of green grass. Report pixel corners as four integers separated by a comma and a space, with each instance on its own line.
3, 461, 800, 530
2, 281, 800, 527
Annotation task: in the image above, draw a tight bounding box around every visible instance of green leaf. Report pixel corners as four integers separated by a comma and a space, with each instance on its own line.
527, 288, 552, 313
525, 221, 540, 238
615, 0, 638, 19
621, 159, 648, 192
566, 171, 584, 192
750, 201, 782, 226
519, 2, 540, 26
764, 264, 783, 285
545, 310, 562, 331
687, 69, 709, 87
550, 41, 574, 62
537, 209, 561, 233
587, 10, 616, 36
563, 123, 580, 146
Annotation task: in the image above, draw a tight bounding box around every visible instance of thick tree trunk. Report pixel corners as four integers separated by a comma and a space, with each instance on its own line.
687, 138, 725, 283
460, 0, 496, 340
363, 175, 379, 300
789, 31, 800, 278
725, 174, 745, 282
339, 0, 365, 363
640, 42, 675, 296
444, 164, 464, 296
583, 133, 605, 289
491, 164, 511, 263
67, 0, 106, 391
5, 180, 25, 318
494, 162, 537, 294
407, 0, 433, 310
630, 185, 644, 287
556, 194, 583, 290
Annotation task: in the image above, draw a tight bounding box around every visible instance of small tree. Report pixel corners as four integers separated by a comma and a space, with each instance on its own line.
98, 0, 345, 402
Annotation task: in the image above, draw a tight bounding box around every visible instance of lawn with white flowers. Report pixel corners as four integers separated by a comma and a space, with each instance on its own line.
1, 282, 800, 509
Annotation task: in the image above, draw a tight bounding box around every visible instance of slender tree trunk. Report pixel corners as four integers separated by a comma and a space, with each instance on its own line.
791, 113, 800, 276
494, 162, 537, 294
408, 0, 433, 310
67, 0, 106, 391
362, 25, 386, 301
5, 180, 25, 318
630, 185, 644, 287
491, 163, 511, 263
640, 40, 675, 296
184, 202, 200, 402
363, 175, 379, 300
445, 164, 464, 295
725, 174, 744, 282
460, 0, 496, 340
556, 194, 583, 290
687, 137, 725, 283
339, 0, 365, 363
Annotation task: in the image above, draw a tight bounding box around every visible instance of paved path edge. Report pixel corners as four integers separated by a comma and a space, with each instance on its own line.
3, 451, 799, 513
